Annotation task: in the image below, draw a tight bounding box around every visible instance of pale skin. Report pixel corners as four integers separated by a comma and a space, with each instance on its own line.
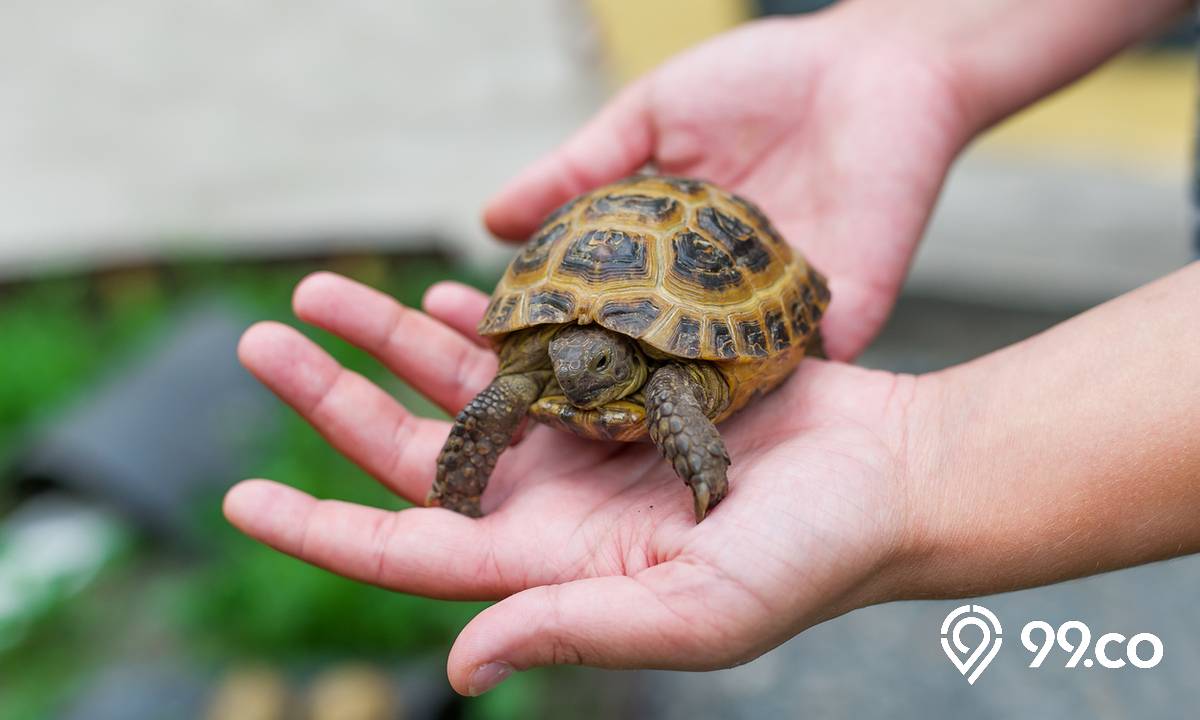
224, 0, 1200, 697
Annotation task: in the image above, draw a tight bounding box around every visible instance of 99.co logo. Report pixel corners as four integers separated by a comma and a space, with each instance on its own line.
1021, 620, 1163, 670
942, 605, 1164, 683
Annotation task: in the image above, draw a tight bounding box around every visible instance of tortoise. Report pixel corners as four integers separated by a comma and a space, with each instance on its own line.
428, 175, 830, 522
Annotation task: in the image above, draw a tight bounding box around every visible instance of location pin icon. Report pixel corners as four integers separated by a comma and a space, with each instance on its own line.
941, 604, 1004, 684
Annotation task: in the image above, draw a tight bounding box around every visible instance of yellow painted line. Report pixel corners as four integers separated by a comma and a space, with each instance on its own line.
979, 51, 1195, 177
588, 4, 1195, 176
587, 0, 751, 82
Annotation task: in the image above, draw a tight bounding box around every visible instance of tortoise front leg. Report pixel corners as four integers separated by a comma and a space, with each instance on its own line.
428, 370, 549, 517
645, 364, 731, 522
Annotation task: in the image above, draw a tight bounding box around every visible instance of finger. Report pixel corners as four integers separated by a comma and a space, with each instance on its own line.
484, 80, 654, 241
447, 562, 752, 696
422, 281, 492, 349
238, 321, 446, 503
422, 279, 542, 445
292, 272, 497, 414
815, 276, 877, 362
223, 479, 512, 600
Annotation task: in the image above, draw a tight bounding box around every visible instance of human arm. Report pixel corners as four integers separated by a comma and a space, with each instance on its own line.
860, 0, 1192, 132
900, 261, 1200, 597
483, 0, 1189, 360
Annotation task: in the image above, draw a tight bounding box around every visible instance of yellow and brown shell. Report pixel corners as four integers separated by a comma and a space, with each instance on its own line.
480, 175, 830, 440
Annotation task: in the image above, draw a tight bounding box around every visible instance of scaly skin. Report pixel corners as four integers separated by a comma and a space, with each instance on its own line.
644, 363, 731, 522
428, 373, 547, 516
432, 325, 736, 522
428, 329, 553, 516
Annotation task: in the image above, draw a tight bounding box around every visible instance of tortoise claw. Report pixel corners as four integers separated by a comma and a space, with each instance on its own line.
692, 482, 711, 523
645, 364, 731, 524
426, 489, 482, 518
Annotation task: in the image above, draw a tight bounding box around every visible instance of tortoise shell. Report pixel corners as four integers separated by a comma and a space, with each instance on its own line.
480, 175, 830, 440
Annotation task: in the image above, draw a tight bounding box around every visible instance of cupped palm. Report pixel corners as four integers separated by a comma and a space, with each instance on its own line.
224, 272, 919, 694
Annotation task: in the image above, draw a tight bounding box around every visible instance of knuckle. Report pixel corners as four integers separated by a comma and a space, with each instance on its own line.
367, 511, 400, 585
384, 413, 417, 487
376, 302, 410, 355
306, 367, 351, 418
547, 633, 586, 667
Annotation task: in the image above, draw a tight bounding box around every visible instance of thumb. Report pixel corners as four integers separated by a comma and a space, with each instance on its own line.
483, 80, 654, 242
447, 568, 733, 696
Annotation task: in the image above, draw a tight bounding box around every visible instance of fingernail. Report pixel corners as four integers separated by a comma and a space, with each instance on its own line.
468, 661, 514, 696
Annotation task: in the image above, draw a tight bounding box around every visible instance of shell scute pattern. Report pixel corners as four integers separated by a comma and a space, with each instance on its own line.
584, 192, 682, 227
669, 230, 744, 291
667, 315, 703, 358
730, 193, 788, 246
707, 319, 737, 359
527, 289, 575, 323
511, 222, 567, 278
736, 319, 769, 357
480, 176, 828, 368
695, 206, 772, 272
764, 306, 790, 352
558, 228, 652, 283
598, 298, 663, 336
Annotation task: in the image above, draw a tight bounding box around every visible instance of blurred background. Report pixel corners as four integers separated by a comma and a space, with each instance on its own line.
0, 1, 1196, 718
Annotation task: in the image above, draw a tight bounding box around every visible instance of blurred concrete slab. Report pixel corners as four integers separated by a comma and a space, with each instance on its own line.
62, 658, 455, 720
0, 0, 603, 277
60, 662, 208, 720
911, 149, 1193, 309
905, 52, 1195, 306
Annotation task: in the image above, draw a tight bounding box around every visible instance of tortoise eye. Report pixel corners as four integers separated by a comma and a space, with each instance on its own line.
595, 354, 609, 370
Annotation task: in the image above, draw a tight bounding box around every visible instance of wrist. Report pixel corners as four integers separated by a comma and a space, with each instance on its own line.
822, 0, 983, 144
826, 368, 970, 610
885, 366, 986, 601
836, 0, 1192, 135
886, 333, 1196, 601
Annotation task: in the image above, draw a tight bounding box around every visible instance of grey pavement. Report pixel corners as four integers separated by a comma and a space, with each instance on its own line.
911, 151, 1193, 309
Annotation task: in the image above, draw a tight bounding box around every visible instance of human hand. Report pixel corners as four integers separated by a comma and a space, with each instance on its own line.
483, 11, 971, 359
223, 272, 925, 695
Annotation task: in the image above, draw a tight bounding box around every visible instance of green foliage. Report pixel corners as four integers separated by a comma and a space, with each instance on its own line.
0, 254, 517, 713
0, 625, 89, 720
0, 276, 166, 464
463, 671, 548, 720
175, 405, 485, 660
165, 256, 492, 659
0, 561, 141, 720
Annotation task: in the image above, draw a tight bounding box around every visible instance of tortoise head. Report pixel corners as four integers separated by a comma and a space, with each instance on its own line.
548, 325, 648, 409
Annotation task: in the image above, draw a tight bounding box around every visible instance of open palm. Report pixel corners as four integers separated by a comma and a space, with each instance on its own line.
485, 13, 968, 359
224, 272, 919, 695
